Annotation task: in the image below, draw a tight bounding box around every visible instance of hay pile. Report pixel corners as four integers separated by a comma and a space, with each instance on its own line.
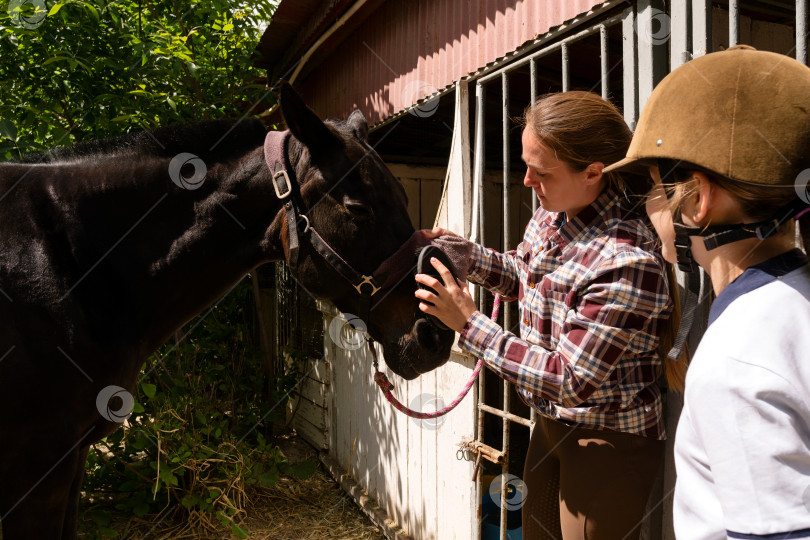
238, 472, 386, 540
89, 441, 385, 539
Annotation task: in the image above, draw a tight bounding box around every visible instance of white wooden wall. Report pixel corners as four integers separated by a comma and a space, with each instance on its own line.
322, 315, 478, 540
315, 85, 479, 540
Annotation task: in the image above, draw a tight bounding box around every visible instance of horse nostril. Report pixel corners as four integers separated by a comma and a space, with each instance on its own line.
413, 317, 453, 351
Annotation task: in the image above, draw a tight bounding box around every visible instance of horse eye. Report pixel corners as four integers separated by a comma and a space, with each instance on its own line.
344, 199, 372, 217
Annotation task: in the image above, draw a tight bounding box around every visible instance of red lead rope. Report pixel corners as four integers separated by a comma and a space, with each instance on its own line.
370, 295, 502, 420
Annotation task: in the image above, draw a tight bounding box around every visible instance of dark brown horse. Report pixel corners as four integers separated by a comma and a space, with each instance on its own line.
0, 84, 454, 539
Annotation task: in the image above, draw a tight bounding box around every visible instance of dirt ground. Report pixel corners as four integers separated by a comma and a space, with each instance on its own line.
85, 434, 386, 540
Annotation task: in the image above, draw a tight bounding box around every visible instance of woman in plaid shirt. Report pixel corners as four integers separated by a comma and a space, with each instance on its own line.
415, 92, 678, 539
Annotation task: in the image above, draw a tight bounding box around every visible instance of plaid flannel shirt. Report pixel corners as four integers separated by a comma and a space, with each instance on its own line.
458, 188, 672, 439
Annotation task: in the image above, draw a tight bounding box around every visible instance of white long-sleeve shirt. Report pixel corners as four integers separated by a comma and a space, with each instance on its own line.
674, 250, 810, 539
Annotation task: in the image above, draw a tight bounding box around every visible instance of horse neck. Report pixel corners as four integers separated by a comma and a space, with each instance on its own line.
65, 147, 287, 354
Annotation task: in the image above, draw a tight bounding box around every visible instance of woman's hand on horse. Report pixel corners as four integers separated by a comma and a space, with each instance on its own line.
415, 257, 477, 333
422, 226, 459, 239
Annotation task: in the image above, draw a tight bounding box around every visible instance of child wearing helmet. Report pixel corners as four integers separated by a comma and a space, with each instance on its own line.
415, 91, 680, 539
606, 45, 810, 539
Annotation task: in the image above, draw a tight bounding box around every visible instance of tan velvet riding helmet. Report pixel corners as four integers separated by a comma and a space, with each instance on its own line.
607, 45, 810, 273
607, 46, 810, 362
606, 45, 810, 187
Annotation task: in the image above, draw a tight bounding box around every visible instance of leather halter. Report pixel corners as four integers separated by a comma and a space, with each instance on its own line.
263, 130, 383, 301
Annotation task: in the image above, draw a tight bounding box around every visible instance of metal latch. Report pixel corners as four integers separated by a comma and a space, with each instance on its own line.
458, 439, 505, 481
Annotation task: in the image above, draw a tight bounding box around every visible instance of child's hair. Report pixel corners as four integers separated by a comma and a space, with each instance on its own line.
523, 92, 687, 392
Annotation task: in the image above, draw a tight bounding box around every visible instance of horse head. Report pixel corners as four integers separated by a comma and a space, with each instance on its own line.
269, 84, 455, 380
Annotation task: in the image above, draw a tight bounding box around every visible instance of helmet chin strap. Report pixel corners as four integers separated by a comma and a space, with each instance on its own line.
672, 197, 808, 273
667, 197, 808, 364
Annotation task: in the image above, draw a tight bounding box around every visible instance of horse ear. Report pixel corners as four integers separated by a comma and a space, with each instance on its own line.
348, 109, 368, 142
279, 82, 337, 154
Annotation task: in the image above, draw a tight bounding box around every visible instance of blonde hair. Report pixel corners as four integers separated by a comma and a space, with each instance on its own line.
524, 92, 687, 392
661, 163, 807, 248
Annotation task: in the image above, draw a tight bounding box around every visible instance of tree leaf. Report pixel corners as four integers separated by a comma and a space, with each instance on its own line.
42, 56, 72, 66
259, 468, 278, 487
231, 524, 249, 539
0, 119, 17, 142
81, 2, 99, 22
290, 460, 317, 480
141, 383, 156, 399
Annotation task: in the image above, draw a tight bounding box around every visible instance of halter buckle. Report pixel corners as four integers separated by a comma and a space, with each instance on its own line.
272, 168, 292, 200
354, 275, 381, 296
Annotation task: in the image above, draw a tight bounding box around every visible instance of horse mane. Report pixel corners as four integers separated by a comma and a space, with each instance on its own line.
15, 118, 267, 164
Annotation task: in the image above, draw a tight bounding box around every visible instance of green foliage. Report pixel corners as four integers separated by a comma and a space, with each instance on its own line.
81, 277, 315, 538
0, 0, 279, 160
0, 3, 322, 535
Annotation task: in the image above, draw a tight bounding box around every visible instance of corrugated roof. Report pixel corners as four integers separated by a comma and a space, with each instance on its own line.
258, 0, 611, 125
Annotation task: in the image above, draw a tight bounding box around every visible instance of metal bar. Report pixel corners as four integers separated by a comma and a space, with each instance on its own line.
561, 42, 570, 92
671, 0, 691, 69
798, 0, 808, 65
637, 0, 668, 112
478, 403, 535, 427
500, 73, 512, 540
473, 83, 486, 310
637, 1, 653, 111
729, 0, 739, 47
499, 74, 512, 540
500, 388, 510, 540
622, 6, 639, 129
692, 0, 712, 58
600, 25, 609, 100
502, 72, 511, 331
473, 383, 483, 540
476, 354, 487, 530
474, 85, 486, 537
529, 59, 538, 215
477, 12, 624, 85
473, 81, 487, 540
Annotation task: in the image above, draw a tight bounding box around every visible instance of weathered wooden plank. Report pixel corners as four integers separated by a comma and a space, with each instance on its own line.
406, 370, 423, 539
400, 177, 421, 228
292, 394, 327, 431
356, 343, 377, 508
420, 179, 443, 230
328, 323, 353, 471
419, 367, 440, 539
306, 356, 330, 384
298, 374, 328, 406
294, 414, 328, 450
437, 352, 477, 540
384, 363, 412, 534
